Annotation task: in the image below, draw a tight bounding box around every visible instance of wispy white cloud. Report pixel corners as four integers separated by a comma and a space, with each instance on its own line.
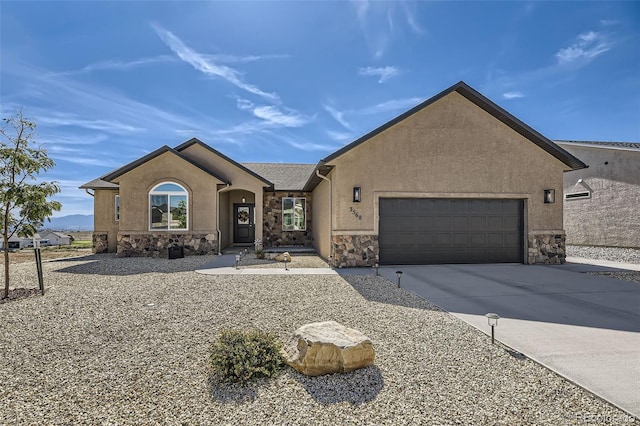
38, 113, 145, 134
203, 53, 289, 64
151, 23, 279, 102
285, 140, 339, 152
503, 91, 525, 100
252, 106, 309, 128
323, 105, 353, 130
356, 97, 423, 115
54, 55, 176, 75
359, 65, 402, 83
556, 31, 610, 64
52, 155, 122, 168
235, 98, 310, 128
326, 130, 354, 142
352, 0, 424, 58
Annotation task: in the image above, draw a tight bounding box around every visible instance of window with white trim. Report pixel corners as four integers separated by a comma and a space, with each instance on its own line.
115, 195, 120, 222
282, 197, 306, 231
149, 182, 188, 230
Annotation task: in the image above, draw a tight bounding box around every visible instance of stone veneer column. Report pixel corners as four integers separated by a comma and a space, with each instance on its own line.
116, 233, 217, 257
92, 233, 109, 254
262, 191, 313, 247
331, 235, 379, 267
527, 233, 566, 264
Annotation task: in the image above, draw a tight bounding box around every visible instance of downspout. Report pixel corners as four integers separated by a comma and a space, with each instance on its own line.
216, 184, 230, 255
315, 169, 333, 265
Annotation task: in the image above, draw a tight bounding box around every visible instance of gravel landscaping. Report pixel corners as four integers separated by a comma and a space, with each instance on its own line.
567, 245, 640, 284
567, 245, 640, 264
1, 255, 637, 425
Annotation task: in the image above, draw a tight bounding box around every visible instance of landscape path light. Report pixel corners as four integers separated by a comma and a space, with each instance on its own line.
375, 263, 379, 276
396, 270, 403, 288
486, 313, 500, 344
235, 254, 240, 270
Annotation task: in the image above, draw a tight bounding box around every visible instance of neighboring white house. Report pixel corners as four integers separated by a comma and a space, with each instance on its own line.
39, 230, 71, 246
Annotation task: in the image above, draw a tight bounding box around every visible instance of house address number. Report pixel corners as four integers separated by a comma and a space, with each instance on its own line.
349, 206, 362, 220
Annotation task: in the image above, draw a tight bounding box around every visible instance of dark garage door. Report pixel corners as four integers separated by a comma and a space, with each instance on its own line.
379, 198, 523, 265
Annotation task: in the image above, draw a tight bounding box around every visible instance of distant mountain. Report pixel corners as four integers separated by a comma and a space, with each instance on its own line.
43, 214, 94, 231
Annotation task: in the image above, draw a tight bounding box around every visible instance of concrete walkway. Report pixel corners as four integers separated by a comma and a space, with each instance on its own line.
195, 254, 337, 275
376, 261, 640, 418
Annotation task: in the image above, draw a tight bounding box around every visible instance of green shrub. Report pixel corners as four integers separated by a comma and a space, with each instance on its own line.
210, 329, 284, 384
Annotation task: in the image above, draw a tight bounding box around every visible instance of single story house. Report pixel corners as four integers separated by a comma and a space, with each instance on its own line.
80, 81, 587, 266
555, 140, 640, 248
39, 230, 72, 246
0, 235, 23, 250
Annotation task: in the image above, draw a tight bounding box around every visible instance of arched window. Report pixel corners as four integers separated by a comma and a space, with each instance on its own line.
149, 182, 188, 230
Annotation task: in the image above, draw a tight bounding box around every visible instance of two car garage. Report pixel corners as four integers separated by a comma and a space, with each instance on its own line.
378, 198, 524, 265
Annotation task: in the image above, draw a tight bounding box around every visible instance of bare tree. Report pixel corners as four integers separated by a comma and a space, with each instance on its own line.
1, 109, 61, 298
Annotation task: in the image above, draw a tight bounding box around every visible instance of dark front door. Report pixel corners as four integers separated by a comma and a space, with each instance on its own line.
379, 198, 523, 265
233, 204, 255, 244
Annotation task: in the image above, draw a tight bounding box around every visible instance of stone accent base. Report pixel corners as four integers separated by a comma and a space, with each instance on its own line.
263, 191, 313, 247
528, 233, 566, 264
117, 233, 217, 257
92, 233, 108, 254
331, 235, 379, 267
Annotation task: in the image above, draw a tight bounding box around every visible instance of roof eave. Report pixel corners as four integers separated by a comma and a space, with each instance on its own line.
175, 138, 273, 187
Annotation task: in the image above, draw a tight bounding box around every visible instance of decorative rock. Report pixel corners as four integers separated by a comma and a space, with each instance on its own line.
283, 321, 375, 376
275, 252, 291, 262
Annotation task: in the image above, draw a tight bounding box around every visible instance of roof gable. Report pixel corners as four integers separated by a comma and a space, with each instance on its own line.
175, 138, 273, 187
321, 81, 587, 172
80, 145, 228, 189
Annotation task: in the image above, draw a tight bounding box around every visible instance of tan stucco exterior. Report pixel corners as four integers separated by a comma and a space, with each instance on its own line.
311, 176, 332, 259
179, 143, 268, 243
93, 189, 119, 252
325, 92, 567, 244
112, 151, 221, 235
85, 83, 581, 263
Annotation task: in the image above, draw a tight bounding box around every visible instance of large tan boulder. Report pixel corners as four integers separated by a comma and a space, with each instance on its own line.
283, 321, 375, 376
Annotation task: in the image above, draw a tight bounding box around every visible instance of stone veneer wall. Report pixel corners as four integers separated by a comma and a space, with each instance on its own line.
263, 191, 313, 247
528, 233, 566, 264
331, 235, 379, 267
116, 233, 217, 257
92, 233, 109, 254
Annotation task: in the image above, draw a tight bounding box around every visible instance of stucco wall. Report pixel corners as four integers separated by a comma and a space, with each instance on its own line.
113, 151, 220, 234
326, 91, 567, 237
312, 177, 331, 259
93, 189, 119, 252
560, 144, 640, 248
179, 143, 268, 243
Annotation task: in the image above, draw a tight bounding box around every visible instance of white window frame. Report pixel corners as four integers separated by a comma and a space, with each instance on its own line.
282, 197, 306, 231
115, 195, 120, 222
149, 182, 189, 231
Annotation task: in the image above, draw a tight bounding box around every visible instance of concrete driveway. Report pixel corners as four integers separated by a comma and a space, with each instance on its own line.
377, 263, 640, 418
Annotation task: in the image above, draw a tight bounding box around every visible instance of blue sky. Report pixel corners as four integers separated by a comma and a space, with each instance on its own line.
1, 1, 638, 217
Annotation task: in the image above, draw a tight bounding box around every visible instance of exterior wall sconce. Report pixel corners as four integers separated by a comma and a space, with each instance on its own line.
396, 270, 403, 288
544, 189, 555, 204
353, 187, 361, 202
486, 313, 500, 344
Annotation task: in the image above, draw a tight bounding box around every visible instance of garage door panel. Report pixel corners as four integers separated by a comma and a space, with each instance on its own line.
379, 198, 523, 265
